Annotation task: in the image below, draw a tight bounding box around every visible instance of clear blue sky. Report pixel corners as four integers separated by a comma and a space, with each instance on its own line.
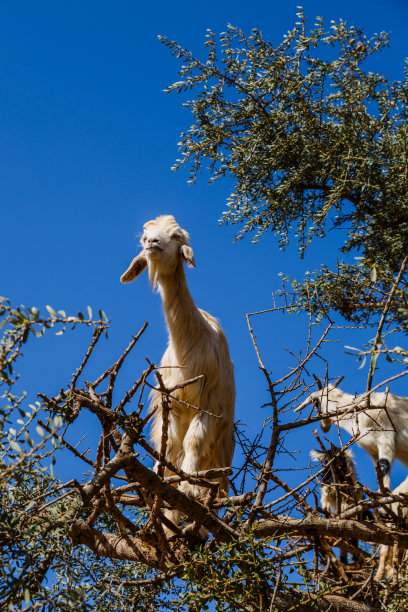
3, 0, 408, 494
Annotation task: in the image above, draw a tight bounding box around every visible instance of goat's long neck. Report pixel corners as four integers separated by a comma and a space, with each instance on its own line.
158, 263, 206, 358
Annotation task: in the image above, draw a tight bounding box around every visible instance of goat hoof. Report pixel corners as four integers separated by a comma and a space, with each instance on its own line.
377, 458, 390, 477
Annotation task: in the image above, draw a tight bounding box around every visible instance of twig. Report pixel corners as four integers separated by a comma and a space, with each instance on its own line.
101, 572, 178, 587
37, 489, 76, 512
115, 362, 155, 414
137, 437, 218, 492
246, 313, 280, 514
92, 322, 149, 390
37, 420, 96, 467
143, 377, 220, 420
366, 257, 408, 398
71, 326, 106, 389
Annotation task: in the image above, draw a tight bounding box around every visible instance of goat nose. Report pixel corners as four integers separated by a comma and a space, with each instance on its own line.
147, 237, 159, 245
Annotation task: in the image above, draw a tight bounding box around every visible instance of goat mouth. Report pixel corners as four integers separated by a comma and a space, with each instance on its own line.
146, 246, 163, 253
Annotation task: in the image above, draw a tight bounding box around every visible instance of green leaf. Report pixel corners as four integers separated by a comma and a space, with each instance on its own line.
358, 355, 367, 369
370, 353, 379, 373
53, 415, 63, 428
87, 305, 93, 319
10, 440, 22, 453
46, 305, 58, 319
393, 346, 404, 354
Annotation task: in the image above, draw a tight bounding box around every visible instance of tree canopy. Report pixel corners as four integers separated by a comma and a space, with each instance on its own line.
161, 8, 408, 326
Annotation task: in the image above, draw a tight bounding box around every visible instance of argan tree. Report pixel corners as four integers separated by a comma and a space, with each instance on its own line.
3, 10, 408, 612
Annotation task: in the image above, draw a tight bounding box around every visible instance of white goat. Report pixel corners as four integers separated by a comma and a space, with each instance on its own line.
376, 475, 408, 580
310, 445, 362, 516
311, 444, 369, 563
121, 215, 235, 536
297, 380, 408, 490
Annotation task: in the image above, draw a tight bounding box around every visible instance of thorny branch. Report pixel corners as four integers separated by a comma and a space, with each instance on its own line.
32, 265, 408, 611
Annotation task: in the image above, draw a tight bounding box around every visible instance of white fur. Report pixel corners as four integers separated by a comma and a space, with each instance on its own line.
310, 447, 361, 514
376, 475, 408, 580
311, 446, 365, 564
121, 215, 235, 534
297, 385, 408, 490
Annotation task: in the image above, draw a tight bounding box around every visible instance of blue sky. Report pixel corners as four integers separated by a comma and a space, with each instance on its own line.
3, 0, 408, 497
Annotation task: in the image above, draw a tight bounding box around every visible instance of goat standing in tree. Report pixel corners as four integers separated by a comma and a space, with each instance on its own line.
311, 444, 372, 564
311, 445, 363, 517
297, 379, 408, 490
121, 215, 235, 536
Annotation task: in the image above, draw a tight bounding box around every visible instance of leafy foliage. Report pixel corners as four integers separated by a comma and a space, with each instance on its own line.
161, 8, 408, 325
0, 300, 125, 611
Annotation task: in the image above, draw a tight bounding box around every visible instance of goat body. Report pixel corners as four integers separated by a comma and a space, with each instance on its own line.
311, 445, 362, 515
298, 385, 408, 490
311, 444, 368, 563
121, 215, 235, 535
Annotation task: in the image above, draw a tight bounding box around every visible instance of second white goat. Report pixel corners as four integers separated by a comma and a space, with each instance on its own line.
297, 382, 408, 490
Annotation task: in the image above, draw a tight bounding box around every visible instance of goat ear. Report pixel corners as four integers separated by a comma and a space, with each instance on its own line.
180, 244, 196, 268
120, 253, 147, 283
294, 394, 315, 412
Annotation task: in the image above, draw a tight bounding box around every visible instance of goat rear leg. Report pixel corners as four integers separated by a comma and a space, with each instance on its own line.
179, 413, 214, 541
180, 412, 213, 498
153, 410, 187, 539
